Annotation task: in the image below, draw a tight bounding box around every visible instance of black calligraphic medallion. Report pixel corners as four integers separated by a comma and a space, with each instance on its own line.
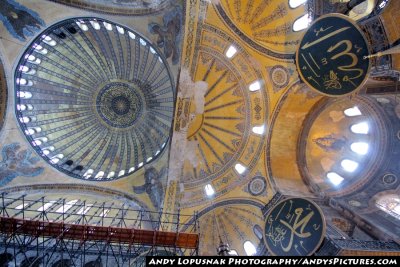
296, 14, 370, 96
264, 197, 326, 256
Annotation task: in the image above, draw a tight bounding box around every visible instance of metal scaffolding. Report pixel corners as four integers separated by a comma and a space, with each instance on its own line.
0, 193, 199, 266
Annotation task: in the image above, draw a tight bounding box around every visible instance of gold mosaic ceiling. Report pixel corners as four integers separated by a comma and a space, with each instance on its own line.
172, 0, 317, 209
170, 0, 319, 255
217, 0, 306, 54
170, 0, 389, 255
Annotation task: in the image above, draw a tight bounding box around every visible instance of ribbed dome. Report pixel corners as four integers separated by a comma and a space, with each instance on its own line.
15, 18, 175, 180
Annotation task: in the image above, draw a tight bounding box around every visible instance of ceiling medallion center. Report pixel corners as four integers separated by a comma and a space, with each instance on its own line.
112, 96, 131, 115
96, 82, 143, 128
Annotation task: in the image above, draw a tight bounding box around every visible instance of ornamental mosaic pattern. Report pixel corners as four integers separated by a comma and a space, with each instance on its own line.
215, 1, 302, 57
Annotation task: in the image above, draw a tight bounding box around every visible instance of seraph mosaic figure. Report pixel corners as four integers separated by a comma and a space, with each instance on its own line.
133, 167, 167, 209
0, 0, 45, 41
148, 6, 182, 65
0, 143, 44, 186
313, 135, 348, 152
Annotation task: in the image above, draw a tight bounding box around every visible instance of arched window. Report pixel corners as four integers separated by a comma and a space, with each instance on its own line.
76, 21, 89, 31
204, 184, 215, 196
243, 241, 257, 256
128, 31, 136, 39
350, 142, 369, 155
252, 125, 265, 135
90, 20, 101, 30
15, 203, 30, 210
379, 0, 388, 9
18, 91, 32, 99
37, 201, 56, 212
253, 225, 263, 240
19, 117, 30, 123
95, 171, 104, 179
376, 194, 400, 219
34, 137, 48, 145
327, 172, 344, 186
50, 154, 64, 164
228, 250, 238, 256
17, 104, 26, 111
235, 163, 246, 174
289, 0, 307, 9
344, 107, 362, 117
351, 122, 369, 134
248, 81, 261, 92
77, 204, 93, 215
100, 209, 110, 217
341, 159, 359, 172
116, 26, 125, 34
34, 44, 48, 55
103, 22, 112, 31
56, 199, 78, 213
84, 169, 94, 178
225, 45, 237, 58
293, 14, 310, 32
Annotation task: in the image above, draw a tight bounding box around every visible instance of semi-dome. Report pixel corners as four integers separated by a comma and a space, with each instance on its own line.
298, 96, 388, 196
15, 18, 175, 180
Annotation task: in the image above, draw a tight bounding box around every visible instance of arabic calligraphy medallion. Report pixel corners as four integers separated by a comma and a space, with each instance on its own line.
264, 197, 326, 256
296, 14, 370, 97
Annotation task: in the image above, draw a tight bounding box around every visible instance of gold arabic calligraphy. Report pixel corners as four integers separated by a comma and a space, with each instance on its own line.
266, 201, 322, 255
279, 208, 313, 252
299, 22, 366, 92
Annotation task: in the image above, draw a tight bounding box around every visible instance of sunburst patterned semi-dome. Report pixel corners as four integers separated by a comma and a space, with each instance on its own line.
15, 18, 175, 180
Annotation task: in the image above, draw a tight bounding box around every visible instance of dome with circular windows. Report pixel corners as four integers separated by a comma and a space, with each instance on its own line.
15, 18, 175, 180
298, 96, 389, 196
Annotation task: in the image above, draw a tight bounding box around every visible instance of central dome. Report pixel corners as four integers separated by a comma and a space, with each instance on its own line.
15, 18, 175, 180
96, 82, 143, 128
